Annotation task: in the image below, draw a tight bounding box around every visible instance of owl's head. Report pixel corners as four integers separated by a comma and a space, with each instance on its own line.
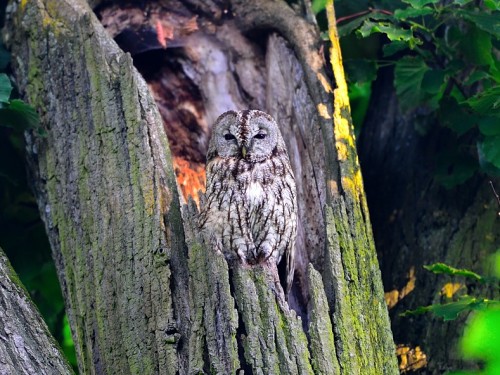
208, 110, 285, 163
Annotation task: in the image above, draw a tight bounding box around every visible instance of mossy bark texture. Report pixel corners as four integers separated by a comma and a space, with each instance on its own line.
7, 0, 398, 374
0, 247, 74, 375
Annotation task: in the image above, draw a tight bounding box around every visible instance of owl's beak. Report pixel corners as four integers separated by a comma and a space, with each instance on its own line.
241, 145, 247, 158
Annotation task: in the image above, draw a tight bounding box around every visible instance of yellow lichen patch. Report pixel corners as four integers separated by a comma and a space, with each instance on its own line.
326, 2, 348, 103
441, 282, 463, 298
327, 36, 348, 97
333, 84, 350, 110
396, 344, 427, 373
40, 8, 58, 33
336, 140, 348, 161
334, 115, 353, 146
341, 169, 363, 198
42, 15, 53, 29
20, 0, 28, 12
332, 101, 355, 166
333, 114, 355, 163
384, 267, 416, 309
317, 103, 331, 119
326, 1, 359, 169
316, 72, 332, 94
38, 0, 69, 36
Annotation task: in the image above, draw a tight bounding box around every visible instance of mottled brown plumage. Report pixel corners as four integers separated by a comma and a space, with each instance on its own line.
199, 110, 297, 292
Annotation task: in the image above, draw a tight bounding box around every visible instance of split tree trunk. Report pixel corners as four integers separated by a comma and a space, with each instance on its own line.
6, 0, 398, 373
359, 67, 500, 373
0, 247, 73, 375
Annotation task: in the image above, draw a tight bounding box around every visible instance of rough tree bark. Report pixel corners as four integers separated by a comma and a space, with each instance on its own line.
6, 0, 398, 373
0, 247, 73, 375
359, 67, 500, 373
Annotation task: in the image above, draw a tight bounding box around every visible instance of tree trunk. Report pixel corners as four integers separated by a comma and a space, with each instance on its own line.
359, 67, 500, 373
0, 247, 73, 375
6, 0, 398, 373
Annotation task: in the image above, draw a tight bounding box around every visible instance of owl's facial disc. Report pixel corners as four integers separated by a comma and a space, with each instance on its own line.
209, 110, 281, 162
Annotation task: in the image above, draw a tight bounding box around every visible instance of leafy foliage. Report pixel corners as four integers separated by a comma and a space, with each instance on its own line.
398, 255, 500, 374
312, 0, 328, 15
401, 296, 499, 321
401, 259, 500, 322
423, 263, 484, 282
402, 259, 500, 320
0, 72, 41, 133
450, 253, 500, 375
455, 309, 500, 375
327, 0, 500, 187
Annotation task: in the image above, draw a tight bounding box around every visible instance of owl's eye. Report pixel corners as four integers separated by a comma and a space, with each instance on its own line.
224, 133, 236, 141
254, 133, 267, 139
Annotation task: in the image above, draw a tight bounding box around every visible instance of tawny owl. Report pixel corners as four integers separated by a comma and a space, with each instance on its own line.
199, 110, 297, 292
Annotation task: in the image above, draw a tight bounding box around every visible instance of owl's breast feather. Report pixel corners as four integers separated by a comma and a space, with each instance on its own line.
246, 181, 264, 204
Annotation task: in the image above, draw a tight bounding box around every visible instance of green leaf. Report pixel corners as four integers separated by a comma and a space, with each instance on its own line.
431, 298, 497, 321
439, 97, 476, 135
394, 56, 429, 111
402, 298, 500, 321
394, 7, 434, 19
464, 69, 492, 86
478, 135, 500, 170
401, 0, 439, 8
483, 0, 500, 10
338, 14, 371, 38
461, 309, 500, 361
0, 74, 12, 103
495, 252, 500, 278
478, 116, 500, 136
424, 263, 484, 281
464, 86, 500, 117
400, 305, 433, 317
383, 40, 409, 56
311, 0, 327, 14
422, 69, 445, 93
458, 24, 494, 66
443, 56, 466, 79
422, 69, 445, 109
459, 10, 500, 38
0, 99, 40, 130
338, 12, 394, 38
430, 300, 475, 321
490, 59, 500, 83
357, 20, 422, 48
